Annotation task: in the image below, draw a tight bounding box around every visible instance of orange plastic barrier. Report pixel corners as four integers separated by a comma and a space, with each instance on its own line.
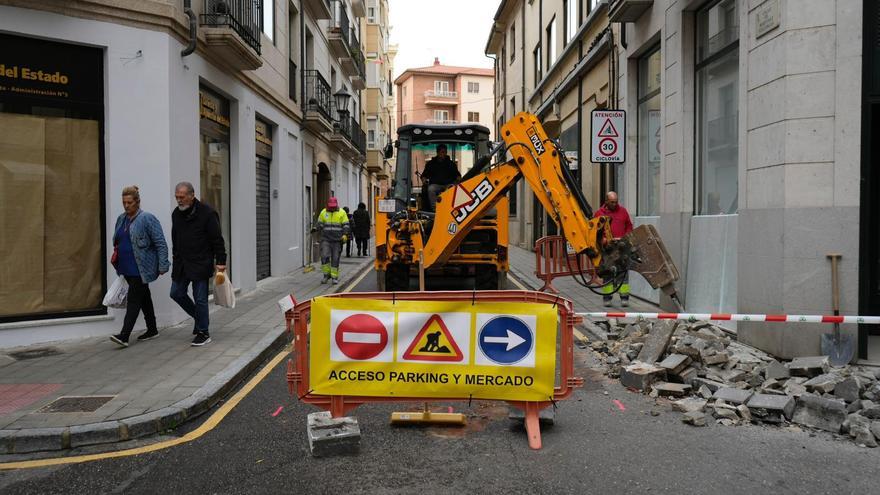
534, 235, 597, 293
284, 290, 584, 450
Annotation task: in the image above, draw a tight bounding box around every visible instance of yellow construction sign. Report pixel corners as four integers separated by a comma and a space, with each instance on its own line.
309, 297, 558, 401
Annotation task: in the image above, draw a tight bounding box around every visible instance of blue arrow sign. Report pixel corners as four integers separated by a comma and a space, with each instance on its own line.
478, 316, 534, 365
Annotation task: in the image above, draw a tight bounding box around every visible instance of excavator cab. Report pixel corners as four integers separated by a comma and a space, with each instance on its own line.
375, 123, 508, 291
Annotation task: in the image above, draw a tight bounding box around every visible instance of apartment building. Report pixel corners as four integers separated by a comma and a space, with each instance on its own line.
0, 0, 370, 348
360, 0, 396, 206
486, 0, 613, 248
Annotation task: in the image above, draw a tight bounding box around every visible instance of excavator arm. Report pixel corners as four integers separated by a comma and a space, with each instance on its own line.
424, 113, 613, 273
421, 112, 681, 302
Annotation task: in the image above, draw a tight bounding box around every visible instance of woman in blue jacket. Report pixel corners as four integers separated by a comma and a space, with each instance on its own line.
110, 186, 170, 347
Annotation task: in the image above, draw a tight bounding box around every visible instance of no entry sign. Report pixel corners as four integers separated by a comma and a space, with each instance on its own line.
329, 310, 394, 362
591, 110, 626, 163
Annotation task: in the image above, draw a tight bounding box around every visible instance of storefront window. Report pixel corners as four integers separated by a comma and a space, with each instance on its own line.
199, 87, 232, 277
0, 34, 104, 322
696, 0, 739, 215
638, 46, 661, 216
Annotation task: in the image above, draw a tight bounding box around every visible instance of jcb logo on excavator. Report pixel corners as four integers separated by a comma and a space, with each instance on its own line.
454, 179, 494, 223
527, 126, 545, 155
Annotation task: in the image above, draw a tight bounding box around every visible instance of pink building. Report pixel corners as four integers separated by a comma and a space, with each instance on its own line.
394, 58, 494, 133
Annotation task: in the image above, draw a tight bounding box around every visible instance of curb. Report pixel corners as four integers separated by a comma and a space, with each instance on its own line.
0, 259, 373, 457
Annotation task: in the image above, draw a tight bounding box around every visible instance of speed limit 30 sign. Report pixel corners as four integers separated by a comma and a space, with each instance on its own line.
591, 110, 626, 163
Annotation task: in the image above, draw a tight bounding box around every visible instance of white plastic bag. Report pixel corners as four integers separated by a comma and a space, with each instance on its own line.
103, 275, 129, 309
214, 272, 236, 309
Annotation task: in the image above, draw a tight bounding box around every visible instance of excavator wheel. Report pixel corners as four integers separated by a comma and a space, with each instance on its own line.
385, 263, 410, 292
474, 265, 498, 290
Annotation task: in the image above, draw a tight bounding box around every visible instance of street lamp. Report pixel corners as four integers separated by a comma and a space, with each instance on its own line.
334, 87, 351, 121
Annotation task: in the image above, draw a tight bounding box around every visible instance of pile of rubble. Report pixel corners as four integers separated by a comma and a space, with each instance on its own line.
589, 319, 880, 447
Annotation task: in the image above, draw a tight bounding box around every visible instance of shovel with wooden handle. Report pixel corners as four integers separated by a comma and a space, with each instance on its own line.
821, 253, 855, 366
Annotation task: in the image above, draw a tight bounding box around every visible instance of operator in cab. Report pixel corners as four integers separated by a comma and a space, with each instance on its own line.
422, 143, 461, 211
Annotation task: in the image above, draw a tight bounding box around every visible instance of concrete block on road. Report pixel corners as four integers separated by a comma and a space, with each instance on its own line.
764, 360, 790, 380
833, 377, 861, 403
620, 363, 666, 391
792, 393, 847, 433
713, 387, 754, 405
658, 354, 691, 375
803, 373, 841, 394
747, 393, 796, 423
692, 378, 725, 393
635, 321, 679, 364
652, 382, 692, 397
682, 411, 708, 427
786, 356, 830, 377
307, 411, 360, 457
70, 421, 122, 448
672, 398, 707, 413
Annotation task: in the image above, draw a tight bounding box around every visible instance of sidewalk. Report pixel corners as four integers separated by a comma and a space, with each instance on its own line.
0, 256, 372, 456
507, 244, 662, 338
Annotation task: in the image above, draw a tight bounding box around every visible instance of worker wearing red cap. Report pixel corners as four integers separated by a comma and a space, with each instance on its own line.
316, 197, 351, 284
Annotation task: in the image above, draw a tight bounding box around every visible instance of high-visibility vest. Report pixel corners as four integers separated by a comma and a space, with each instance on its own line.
317, 208, 350, 241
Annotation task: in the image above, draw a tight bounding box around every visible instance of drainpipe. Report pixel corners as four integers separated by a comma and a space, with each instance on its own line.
181, 0, 197, 57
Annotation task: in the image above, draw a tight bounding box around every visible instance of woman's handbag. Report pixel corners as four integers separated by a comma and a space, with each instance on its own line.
214, 272, 236, 309
102, 275, 129, 309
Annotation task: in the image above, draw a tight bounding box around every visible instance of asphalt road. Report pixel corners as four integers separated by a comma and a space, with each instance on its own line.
2, 268, 879, 494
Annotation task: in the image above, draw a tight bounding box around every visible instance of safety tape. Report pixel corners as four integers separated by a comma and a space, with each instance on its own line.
578, 312, 880, 324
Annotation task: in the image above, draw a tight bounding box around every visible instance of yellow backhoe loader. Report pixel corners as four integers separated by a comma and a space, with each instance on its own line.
375, 112, 681, 305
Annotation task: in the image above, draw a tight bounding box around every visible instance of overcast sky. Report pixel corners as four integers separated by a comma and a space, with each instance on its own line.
389, 0, 498, 78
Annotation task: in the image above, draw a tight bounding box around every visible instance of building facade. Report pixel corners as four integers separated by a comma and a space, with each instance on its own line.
0, 0, 372, 348
360, 0, 396, 206
486, 0, 614, 248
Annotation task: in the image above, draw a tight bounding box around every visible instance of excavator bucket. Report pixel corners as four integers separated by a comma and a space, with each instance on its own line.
625, 225, 682, 304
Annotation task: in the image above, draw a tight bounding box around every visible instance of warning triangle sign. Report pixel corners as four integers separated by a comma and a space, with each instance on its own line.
598, 118, 619, 138
402, 314, 464, 362
451, 184, 473, 210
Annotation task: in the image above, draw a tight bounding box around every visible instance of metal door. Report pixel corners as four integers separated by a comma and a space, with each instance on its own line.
256, 155, 271, 281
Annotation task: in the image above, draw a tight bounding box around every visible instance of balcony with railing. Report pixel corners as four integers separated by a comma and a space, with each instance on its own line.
423, 89, 459, 106
327, 1, 366, 88
200, 0, 263, 70
303, 70, 333, 132
424, 119, 459, 125
304, 0, 333, 20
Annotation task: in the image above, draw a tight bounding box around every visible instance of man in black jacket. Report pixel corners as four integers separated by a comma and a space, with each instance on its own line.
422, 144, 460, 211
170, 182, 227, 346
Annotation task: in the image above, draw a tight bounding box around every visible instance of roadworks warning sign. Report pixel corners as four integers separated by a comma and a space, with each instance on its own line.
309, 297, 557, 401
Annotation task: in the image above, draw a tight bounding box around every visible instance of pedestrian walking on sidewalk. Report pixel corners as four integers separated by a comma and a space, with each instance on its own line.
110, 186, 170, 348
169, 182, 227, 347
594, 191, 634, 307
342, 206, 353, 257
352, 202, 371, 257
317, 197, 350, 284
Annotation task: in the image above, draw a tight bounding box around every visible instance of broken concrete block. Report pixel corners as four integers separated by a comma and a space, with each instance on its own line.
620, 363, 666, 391
636, 320, 679, 364
712, 404, 740, 422
682, 411, 707, 426
717, 418, 737, 426
791, 394, 847, 433
860, 406, 880, 420
846, 413, 878, 448
834, 377, 861, 403
703, 352, 729, 365
785, 382, 808, 397
713, 387, 754, 405
761, 379, 781, 390
652, 382, 692, 398
676, 346, 703, 364
698, 385, 713, 399
847, 400, 866, 414
737, 404, 752, 422
747, 394, 796, 423
786, 356, 830, 377
658, 354, 691, 375
307, 411, 361, 457
871, 421, 880, 442
719, 369, 749, 383
692, 378, 725, 393
673, 367, 699, 385
764, 360, 791, 380
803, 374, 841, 394
672, 398, 707, 413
